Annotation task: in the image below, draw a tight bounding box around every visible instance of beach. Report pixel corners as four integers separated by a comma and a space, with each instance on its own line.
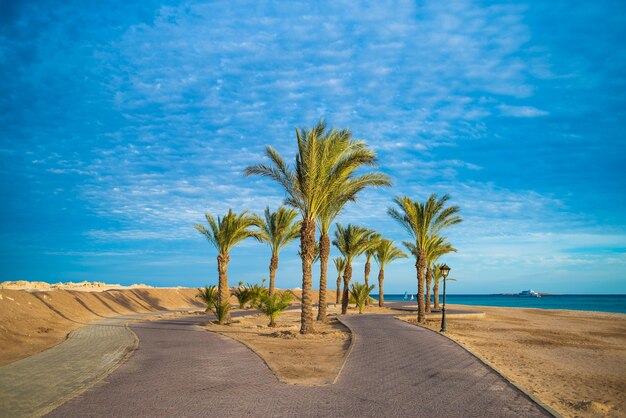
2, 284, 625, 418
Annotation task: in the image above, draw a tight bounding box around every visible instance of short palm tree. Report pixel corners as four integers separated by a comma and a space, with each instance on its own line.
196, 285, 219, 312
260, 292, 294, 327
333, 257, 346, 304
258, 206, 300, 296
388, 194, 461, 323
374, 239, 407, 307
233, 285, 252, 309
246, 282, 269, 309
349, 282, 375, 314
194, 209, 262, 323
333, 223, 379, 314
424, 237, 456, 312
246, 120, 390, 333
362, 234, 381, 306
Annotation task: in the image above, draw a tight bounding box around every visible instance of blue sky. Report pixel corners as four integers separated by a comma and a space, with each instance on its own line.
1, 0, 625, 294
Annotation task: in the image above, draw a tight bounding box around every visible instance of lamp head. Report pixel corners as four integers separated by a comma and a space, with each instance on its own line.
440, 264, 451, 279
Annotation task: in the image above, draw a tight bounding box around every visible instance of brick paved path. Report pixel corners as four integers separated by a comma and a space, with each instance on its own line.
46, 314, 551, 417
0, 311, 193, 418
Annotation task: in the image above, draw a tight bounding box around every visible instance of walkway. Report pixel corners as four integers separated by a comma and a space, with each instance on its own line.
46, 314, 551, 417
0, 311, 186, 418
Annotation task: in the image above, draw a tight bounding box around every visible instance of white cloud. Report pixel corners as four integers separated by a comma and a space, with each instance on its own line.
499, 104, 549, 117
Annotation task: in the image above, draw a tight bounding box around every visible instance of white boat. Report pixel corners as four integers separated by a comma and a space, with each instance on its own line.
518, 289, 541, 298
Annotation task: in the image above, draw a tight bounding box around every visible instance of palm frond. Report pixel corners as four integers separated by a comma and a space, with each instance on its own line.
375, 239, 408, 268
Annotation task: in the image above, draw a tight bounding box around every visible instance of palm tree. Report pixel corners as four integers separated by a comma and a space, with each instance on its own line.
333, 223, 379, 314
374, 239, 407, 307
362, 234, 381, 306
424, 237, 456, 313
196, 285, 219, 312
333, 257, 346, 304
260, 292, 294, 327
349, 282, 375, 314
194, 209, 262, 323
245, 121, 390, 333
258, 206, 300, 296
388, 194, 461, 323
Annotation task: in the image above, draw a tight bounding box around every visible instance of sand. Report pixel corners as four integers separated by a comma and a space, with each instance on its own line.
0, 280, 154, 292
0, 287, 203, 366
4, 281, 623, 418
400, 305, 626, 418
0, 284, 339, 368
205, 305, 352, 385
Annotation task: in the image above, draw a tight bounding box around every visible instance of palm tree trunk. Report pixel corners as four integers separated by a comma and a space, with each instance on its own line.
299, 218, 315, 334
217, 253, 231, 323
433, 280, 440, 310
417, 251, 426, 323
341, 263, 352, 314
317, 234, 330, 321
268, 253, 278, 297
425, 266, 432, 313
364, 260, 371, 306
378, 268, 385, 307
336, 277, 341, 304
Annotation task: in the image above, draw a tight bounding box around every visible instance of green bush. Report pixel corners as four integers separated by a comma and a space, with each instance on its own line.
350, 282, 375, 314
246, 282, 269, 309
196, 285, 218, 312
259, 292, 293, 327
213, 301, 231, 324
233, 286, 252, 308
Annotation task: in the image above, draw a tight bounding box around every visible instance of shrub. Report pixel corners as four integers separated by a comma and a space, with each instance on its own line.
259, 292, 294, 327
247, 282, 269, 309
213, 301, 231, 325
350, 282, 375, 314
196, 285, 218, 312
234, 286, 252, 309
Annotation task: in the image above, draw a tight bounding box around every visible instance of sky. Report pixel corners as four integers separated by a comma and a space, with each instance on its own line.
1, 0, 625, 294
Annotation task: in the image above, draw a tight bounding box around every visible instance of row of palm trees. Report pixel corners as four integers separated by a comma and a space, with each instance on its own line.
196, 121, 462, 332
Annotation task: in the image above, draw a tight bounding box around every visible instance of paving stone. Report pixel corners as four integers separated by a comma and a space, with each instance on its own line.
0, 311, 180, 418
45, 313, 551, 418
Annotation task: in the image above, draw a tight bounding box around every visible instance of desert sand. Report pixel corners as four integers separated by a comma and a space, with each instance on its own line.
400, 305, 626, 418
0, 280, 154, 292
3, 282, 625, 418
0, 286, 203, 366
0, 284, 338, 367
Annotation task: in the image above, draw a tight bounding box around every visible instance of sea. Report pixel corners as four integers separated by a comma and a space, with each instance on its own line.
375, 294, 626, 314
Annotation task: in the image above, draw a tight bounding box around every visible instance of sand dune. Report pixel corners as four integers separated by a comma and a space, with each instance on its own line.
0, 285, 339, 367
0, 287, 203, 366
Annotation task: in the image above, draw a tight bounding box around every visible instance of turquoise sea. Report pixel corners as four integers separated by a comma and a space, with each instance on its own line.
375, 294, 626, 314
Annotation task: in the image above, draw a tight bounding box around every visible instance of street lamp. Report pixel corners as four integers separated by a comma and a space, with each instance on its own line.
439, 264, 451, 333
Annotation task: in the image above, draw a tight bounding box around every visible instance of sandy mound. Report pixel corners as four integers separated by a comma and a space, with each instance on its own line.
0, 287, 203, 366
0, 280, 154, 292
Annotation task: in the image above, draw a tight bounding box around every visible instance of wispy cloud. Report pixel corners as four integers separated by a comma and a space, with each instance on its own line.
499, 104, 549, 118
1, 0, 624, 292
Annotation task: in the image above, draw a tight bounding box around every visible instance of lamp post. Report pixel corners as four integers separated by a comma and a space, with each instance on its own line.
439, 264, 451, 333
